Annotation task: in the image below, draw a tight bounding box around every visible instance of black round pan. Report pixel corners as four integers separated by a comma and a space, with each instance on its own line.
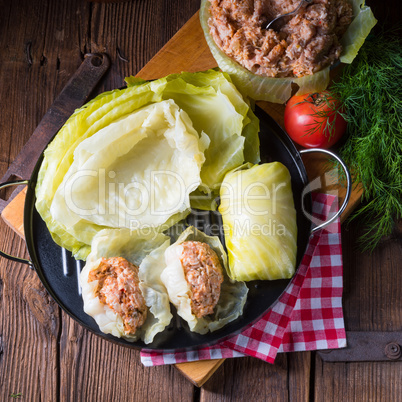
0, 105, 350, 352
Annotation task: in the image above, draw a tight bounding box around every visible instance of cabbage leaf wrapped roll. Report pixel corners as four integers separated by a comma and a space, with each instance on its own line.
79, 229, 172, 344
219, 162, 297, 281
160, 226, 248, 334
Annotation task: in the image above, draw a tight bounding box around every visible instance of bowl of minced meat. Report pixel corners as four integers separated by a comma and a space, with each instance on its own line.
207, 0, 353, 78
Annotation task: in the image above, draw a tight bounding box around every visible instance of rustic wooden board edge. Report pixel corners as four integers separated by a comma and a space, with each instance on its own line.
175, 359, 225, 387
1, 187, 27, 239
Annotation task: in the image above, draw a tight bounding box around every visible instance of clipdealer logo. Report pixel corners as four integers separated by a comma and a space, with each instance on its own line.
64, 168, 190, 226
62, 166, 341, 236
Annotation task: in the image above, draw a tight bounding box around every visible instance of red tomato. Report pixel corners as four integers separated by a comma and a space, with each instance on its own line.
284, 92, 347, 149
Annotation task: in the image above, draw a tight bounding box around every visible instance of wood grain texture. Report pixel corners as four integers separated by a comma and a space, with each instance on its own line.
287, 352, 312, 402
343, 225, 402, 333
0, 244, 60, 401
136, 12, 217, 80
201, 354, 290, 401
313, 215, 402, 401
314, 358, 402, 402
59, 314, 194, 402
0, 0, 84, 399
175, 359, 225, 387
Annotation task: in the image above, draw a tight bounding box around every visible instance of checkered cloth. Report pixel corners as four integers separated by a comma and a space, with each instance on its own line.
141, 193, 346, 366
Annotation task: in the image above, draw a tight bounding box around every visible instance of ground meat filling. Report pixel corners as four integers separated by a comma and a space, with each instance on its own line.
88, 257, 147, 335
179, 241, 224, 318
208, 0, 353, 78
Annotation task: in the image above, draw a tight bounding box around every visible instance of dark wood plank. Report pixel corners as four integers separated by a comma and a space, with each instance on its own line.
343, 225, 402, 333
314, 219, 402, 401
0, 0, 86, 399
314, 358, 402, 402
198, 352, 311, 401
288, 352, 312, 402
0, 238, 60, 401
89, 0, 201, 90
201, 355, 290, 401
59, 314, 194, 401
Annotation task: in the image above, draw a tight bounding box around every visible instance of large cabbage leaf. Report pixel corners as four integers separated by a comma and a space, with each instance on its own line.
219, 162, 297, 281
158, 70, 260, 190
160, 226, 248, 334
35, 70, 260, 259
79, 229, 172, 344
200, 0, 377, 103
50, 100, 205, 244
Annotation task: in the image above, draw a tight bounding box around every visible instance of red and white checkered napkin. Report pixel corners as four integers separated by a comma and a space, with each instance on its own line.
141, 193, 347, 366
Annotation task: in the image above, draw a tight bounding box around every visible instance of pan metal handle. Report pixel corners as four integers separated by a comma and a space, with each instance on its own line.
0, 180, 33, 267
300, 148, 352, 234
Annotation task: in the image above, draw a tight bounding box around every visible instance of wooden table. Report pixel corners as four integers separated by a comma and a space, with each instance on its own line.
0, 0, 401, 400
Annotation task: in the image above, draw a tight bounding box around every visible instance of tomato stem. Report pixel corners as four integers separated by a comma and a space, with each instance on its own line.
306, 92, 325, 106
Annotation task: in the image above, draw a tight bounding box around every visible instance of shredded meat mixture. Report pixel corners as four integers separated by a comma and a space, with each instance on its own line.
208, 0, 353, 77
88, 257, 147, 335
180, 241, 224, 318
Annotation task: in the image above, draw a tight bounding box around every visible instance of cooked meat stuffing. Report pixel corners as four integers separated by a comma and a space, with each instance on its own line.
88, 257, 147, 334
208, 0, 353, 77
180, 241, 224, 318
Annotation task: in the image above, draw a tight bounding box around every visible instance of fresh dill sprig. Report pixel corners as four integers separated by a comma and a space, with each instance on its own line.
330, 29, 402, 251
295, 93, 346, 140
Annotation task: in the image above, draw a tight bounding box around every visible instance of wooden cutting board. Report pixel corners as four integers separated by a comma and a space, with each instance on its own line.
0, 11, 362, 387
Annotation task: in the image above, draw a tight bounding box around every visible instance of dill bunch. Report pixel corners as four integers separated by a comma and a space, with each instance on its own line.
330, 30, 402, 251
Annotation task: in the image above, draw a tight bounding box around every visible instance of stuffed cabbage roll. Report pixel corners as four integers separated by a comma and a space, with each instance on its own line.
160, 226, 248, 334
79, 229, 172, 344
219, 162, 297, 281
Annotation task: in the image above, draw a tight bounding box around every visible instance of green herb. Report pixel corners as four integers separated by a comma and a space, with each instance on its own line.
329, 29, 402, 251
10, 393, 22, 399
296, 92, 345, 140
